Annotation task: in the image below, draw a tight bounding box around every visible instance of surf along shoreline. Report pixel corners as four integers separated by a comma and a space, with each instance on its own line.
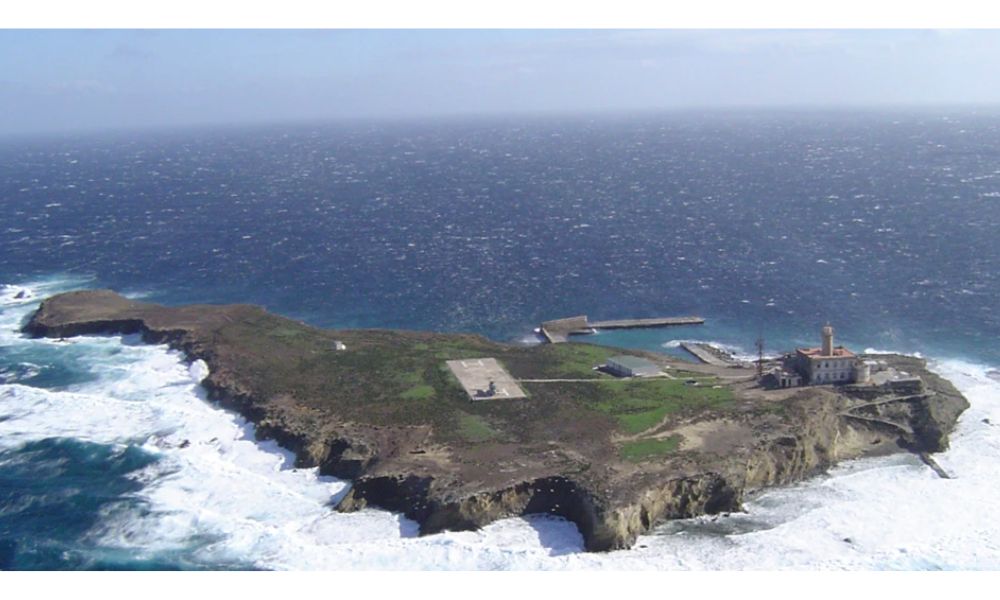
22, 289, 970, 552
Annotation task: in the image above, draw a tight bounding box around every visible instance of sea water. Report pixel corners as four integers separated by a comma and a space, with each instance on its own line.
2, 110, 1000, 569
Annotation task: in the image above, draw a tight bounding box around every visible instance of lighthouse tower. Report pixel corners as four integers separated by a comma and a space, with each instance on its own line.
821, 324, 834, 356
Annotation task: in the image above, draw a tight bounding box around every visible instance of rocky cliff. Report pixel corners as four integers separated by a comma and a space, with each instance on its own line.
24, 290, 969, 551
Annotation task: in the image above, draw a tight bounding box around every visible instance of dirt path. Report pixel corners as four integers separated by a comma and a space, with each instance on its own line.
519, 373, 676, 383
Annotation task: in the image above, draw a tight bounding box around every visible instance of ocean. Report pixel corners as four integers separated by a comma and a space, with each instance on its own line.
1, 110, 999, 569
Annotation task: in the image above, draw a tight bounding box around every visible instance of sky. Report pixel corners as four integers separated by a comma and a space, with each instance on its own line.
3, 29, 1000, 135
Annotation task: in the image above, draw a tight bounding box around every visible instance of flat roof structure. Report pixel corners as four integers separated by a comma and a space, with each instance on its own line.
606, 355, 661, 377
796, 347, 856, 358
446, 358, 527, 401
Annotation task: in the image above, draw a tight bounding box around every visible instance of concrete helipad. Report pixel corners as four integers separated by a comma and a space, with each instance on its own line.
446, 357, 527, 401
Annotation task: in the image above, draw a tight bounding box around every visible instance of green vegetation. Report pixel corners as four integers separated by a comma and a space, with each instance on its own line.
585, 378, 733, 434
400, 384, 435, 400
395, 369, 426, 387
542, 343, 618, 378
618, 408, 673, 435
430, 340, 492, 361
205, 310, 732, 446
620, 436, 682, 462
456, 412, 498, 442
268, 325, 309, 339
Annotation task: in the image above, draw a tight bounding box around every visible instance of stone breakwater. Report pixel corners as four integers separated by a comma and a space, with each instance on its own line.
23, 290, 969, 552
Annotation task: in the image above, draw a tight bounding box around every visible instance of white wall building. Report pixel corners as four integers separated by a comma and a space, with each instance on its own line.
794, 325, 861, 385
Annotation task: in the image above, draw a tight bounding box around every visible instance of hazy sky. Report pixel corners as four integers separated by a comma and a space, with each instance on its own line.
3, 29, 1000, 135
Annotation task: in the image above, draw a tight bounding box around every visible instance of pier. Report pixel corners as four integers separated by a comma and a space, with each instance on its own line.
540, 314, 704, 344
588, 316, 706, 329
680, 342, 735, 367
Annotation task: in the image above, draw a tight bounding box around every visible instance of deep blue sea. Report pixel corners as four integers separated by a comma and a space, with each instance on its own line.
2, 110, 1000, 569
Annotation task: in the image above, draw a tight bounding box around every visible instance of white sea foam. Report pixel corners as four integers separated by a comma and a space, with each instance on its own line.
662, 338, 744, 354
3, 279, 1000, 569
661, 338, 774, 363
1, 274, 94, 308
611, 356, 1000, 570
0, 362, 41, 383
864, 347, 924, 359
515, 332, 546, 346
0, 284, 34, 305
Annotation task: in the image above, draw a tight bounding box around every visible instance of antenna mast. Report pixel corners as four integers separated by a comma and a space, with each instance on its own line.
755, 335, 765, 380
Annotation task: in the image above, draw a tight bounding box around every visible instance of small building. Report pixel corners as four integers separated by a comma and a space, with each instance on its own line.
871, 369, 925, 394
332, 341, 347, 351
855, 361, 872, 384
605, 355, 661, 378
761, 364, 803, 389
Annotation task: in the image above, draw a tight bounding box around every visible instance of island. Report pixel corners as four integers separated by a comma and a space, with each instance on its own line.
22, 290, 969, 552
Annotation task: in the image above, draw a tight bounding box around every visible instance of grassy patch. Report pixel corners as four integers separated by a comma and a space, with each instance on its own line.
400, 384, 435, 400
617, 407, 674, 434
395, 369, 425, 387
496, 342, 620, 380
545, 343, 619, 378
456, 412, 498, 442
431, 340, 491, 361
204, 311, 734, 446
587, 378, 734, 434
620, 435, 681, 462
267, 324, 310, 339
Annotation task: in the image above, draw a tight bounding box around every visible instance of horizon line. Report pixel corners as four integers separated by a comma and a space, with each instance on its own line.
5, 101, 1000, 141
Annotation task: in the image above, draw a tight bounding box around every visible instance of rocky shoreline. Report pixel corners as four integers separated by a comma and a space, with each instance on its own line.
23, 290, 970, 552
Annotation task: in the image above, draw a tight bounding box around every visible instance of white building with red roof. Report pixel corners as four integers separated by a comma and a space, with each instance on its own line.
793, 324, 862, 385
